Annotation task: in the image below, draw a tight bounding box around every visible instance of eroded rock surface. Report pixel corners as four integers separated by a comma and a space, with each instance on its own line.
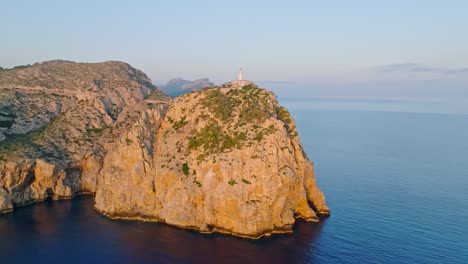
0, 60, 168, 212
0, 61, 328, 238
95, 85, 329, 238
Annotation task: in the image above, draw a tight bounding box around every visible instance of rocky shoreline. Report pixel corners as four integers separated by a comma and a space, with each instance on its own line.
0, 60, 329, 239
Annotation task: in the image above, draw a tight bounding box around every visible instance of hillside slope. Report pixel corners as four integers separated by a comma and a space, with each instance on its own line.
0, 60, 169, 212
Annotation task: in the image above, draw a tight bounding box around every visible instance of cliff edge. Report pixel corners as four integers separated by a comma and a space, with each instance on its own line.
0, 60, 168, 212
0, 61, 328, 239
95, 84, 329, 238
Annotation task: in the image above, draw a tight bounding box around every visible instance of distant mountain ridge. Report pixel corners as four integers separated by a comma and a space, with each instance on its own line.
161, 77, 214, 97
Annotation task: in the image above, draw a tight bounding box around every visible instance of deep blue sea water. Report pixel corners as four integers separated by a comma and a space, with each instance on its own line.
1, 106, 467, 263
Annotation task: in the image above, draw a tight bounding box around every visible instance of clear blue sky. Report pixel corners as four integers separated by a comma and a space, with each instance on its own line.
2, 0, 467, 101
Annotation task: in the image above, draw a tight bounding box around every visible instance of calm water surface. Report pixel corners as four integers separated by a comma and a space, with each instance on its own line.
1, 109, 467, 263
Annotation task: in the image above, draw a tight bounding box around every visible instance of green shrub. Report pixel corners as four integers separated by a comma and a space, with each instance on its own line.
222, 131, 247, 150
173, 115, 188, 130
242, 178, 251, 184
201, 89, 240, 121
0, 120, 14, 128
254, 131, 264, 142
189, 123, 247, 154
228, 179, 238, 186
182, 163, 190, 176
193, 180, 202, 187
86, 127, 108, 135
188, 123, 223, 152
275, 106, 292, 124
241, 84, 255, 91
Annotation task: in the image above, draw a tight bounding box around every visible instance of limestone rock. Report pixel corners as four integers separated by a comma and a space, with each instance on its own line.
0, 61, 329, 239
95, 85, 329, 238
0, 60, 166, 212
0, 159, 78, 211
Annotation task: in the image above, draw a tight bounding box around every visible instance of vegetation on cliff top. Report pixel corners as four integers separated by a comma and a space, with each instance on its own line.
161, 84, 298, 160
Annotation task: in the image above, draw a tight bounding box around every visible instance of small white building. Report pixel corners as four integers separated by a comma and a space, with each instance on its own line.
230, 68, 253, 87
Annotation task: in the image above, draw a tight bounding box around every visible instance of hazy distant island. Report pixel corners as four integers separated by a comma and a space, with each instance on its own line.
0, 60, 329, 238
161, 77, 214, 97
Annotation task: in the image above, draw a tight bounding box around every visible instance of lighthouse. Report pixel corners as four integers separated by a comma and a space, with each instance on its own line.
238, 68, 244, 81
230, 68, 253, 87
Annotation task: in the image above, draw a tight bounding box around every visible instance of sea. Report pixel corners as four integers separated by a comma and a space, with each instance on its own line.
1, 98, 467, 263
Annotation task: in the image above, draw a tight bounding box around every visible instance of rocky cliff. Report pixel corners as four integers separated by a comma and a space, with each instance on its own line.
0, 61, 328, 238
0, 60, 168, 213
95, 84, 329, 238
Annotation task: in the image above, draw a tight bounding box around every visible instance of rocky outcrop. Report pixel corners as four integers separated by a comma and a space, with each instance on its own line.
0, 60, 158, 139
95, 85, 329, 238
0, 61, 328, 239
0, 159, 81, 213
0, 60, 168, 214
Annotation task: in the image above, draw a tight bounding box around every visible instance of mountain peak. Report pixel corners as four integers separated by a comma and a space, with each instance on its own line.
161, 77, 214, 97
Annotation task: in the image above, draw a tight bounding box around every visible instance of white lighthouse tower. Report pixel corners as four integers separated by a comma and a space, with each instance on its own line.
238, 68, 244, 81
231, 67, 253, 87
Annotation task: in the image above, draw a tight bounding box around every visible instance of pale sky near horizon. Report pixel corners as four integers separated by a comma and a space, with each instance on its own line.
1, 0, 468, 101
